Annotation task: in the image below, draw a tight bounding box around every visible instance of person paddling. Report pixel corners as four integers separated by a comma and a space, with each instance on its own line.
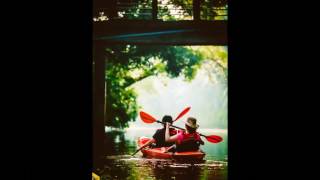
133, 115, 177, 153
165, 117, 204, 152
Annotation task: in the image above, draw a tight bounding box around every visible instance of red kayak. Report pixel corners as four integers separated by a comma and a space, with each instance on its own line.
137, 137, 205, 161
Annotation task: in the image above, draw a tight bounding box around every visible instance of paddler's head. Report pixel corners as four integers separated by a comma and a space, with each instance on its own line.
162, 115, 173, 127
184, 117, 199, 133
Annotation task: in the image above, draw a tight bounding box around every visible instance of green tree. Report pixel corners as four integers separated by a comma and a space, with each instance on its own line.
94, 0, 227, 21
104, 45, 204, 128
165, 0, 227, 20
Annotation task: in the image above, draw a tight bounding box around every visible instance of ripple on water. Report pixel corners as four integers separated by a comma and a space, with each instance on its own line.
107, 155, 227, 166
101, 155, 227, 180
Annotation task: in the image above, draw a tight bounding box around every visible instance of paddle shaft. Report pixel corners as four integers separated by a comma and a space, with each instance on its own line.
156, 120, 184, 130
131, 149, 141, 156
156, 120, 212, 139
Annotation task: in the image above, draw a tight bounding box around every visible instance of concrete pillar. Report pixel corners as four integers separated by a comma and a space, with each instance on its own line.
193, 0, 200, 21
152, 0, 158, 20
93, 42, 106, 169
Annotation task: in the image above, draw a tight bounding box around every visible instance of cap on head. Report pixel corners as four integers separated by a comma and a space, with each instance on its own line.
162, 115, 173, 124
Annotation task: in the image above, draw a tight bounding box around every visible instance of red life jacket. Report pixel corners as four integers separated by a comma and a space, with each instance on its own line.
177, 130, 201, 144
176, 130, 202, 152
169, 128, 178, 136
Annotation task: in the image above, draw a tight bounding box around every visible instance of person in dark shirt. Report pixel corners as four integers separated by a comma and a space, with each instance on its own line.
135, 115, 177, 152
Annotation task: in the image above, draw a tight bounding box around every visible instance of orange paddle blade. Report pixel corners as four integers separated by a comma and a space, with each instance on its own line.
140, 111, 157, 123
174, 107, 191, 122
205, 135, 223, 143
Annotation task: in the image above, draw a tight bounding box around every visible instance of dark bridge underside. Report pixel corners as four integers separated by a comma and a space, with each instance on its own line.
93, 20, 227, 45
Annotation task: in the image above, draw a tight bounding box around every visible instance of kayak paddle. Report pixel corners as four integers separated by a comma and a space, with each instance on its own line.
131, 148, 142, 156
132, 110, 190, 156
173, 107, 191, 122
139, 111, 223, 143
203, 135, 223, 143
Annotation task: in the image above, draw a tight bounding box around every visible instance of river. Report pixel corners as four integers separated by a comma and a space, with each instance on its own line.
95, 127, 228, 180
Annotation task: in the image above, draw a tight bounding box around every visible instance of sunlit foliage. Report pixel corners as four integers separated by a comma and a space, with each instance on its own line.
103, 45, 227, 128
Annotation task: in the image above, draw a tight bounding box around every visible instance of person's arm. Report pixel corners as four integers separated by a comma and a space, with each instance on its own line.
165, 122, 179, 143
198, 134, 204, 145
199, 139, 204, 145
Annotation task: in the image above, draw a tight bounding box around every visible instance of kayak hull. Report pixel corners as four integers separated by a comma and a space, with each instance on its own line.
137, 137, 205, 161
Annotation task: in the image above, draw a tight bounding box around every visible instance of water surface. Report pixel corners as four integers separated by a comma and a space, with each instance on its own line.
96, 128, 228, 180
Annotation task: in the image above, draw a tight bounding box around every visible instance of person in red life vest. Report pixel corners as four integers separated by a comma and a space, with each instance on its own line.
165, 117, 204, 152
134, 115, 177, 152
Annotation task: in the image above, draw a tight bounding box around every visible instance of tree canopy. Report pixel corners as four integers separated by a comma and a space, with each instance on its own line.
104, 45, 227, 128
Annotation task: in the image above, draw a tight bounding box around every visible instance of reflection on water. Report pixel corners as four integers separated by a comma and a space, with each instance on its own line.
100, 156, 227, 180
96, 128, 228, 180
